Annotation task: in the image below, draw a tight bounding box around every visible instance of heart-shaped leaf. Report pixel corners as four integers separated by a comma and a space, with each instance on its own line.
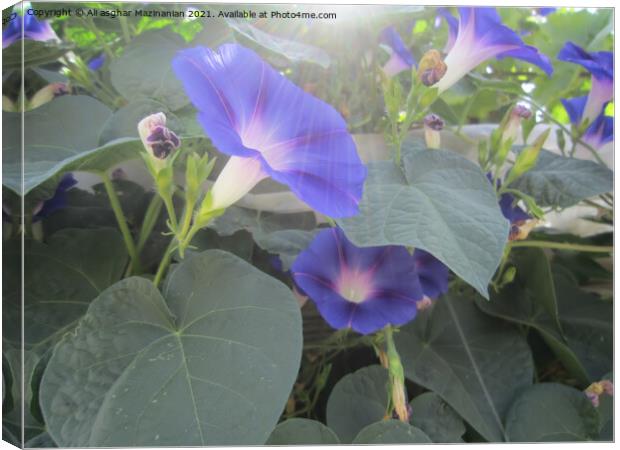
338, 140, 509, 298
510, 149, 613, 208
352, 420, 431, 444
395, 295, 534, 442
409, 392, 466, 443
3, 229, 128, 355
326, 365, 389, 443
41, 250, 302, 446
505, 383, 599, 442
266, 419, 340, 445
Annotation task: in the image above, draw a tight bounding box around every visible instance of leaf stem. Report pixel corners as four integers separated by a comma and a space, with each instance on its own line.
509, 240, 612, 253
99, 172, 141, 275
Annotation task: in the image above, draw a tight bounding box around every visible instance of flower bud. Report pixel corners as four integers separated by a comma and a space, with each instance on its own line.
138, 113, 181, 161
418, 49, 447, 86
502, 104, 532, 144
585, 380, 614, 407
424, 113, 444, 149
29, 83, 69, 109
509, 219, 539, 241
391, 379, 410, 422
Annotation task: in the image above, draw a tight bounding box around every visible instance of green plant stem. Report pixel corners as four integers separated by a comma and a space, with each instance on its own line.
383, 326, 408, 422
153, 239, 176, 287
137, 195, 163, 253
119, 16, 131, 44
83, 17, 115, 59
161, 194, 179, 232
509, 240, 612, 253
99, 172, 141, 275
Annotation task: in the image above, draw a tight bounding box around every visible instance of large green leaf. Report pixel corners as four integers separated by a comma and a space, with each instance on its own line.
325, 365, 389, 443
226, 19, 330, 68
510, 150, 613, 208
352, 420, 431, 444
253, 229, 318, 271
338, 141, 509, 298
505, 383, 599, 442
409, 392, 466, 443
477, 249, 611, 385
3, 229, 128, 355
266, 419, 340, 445
395, 295, 534, 442
40, 250, 302, 446
110, 30, 189, 110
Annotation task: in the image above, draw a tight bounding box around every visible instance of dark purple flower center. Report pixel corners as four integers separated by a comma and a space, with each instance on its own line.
424, 113, 445, 130
146, 125, 180, 159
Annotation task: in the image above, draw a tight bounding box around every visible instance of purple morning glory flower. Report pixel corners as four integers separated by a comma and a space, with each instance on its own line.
557, 42, 613, 126
487, 173, 531, 239
172, 44, 366, 218
435, 7, 553, 93
561, 96, 613, 149
2, 10, 59, 49
291, 228, 423, 335
88, 53, 106, 71
33, 173, 78, 221
536, 8, 556, 16
413, 249, 449, 300
379, 26, 416, 76
436, 7, 459, 53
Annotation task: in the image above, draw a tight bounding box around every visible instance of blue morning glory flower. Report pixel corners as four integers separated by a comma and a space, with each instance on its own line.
557, 42, 613, 126
88, 53, 106, 71
487, 173, 531, 240
2, 9, 59, 49
172, 44, 367, 218
435, 7, 553, 92
33, 173, 78, 221
413, 249, 449, 300
536, 8, 556, 16
291, 228, 423, 335
561, 96, 613, 149
379, 26, 416, 76
436, 7, 459, 53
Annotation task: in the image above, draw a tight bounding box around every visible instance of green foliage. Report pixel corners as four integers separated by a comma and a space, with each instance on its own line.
40, 250, 302, 446
352, 420, 432, 443
339, 139, 509, 298
266, 419, 340, 445
409, 392, 466, 443
396, 295, 534, 442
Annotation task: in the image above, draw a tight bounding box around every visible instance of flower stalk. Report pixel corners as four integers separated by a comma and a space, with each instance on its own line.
384, 326, 409, 422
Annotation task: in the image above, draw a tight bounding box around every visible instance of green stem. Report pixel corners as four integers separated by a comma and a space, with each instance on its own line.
161, 194, 178, 232
153, 239, 176, 287
99, 172, 141, 274
137, 195, 163, 253
509, 240, 612, 253
384, 326, 408, 422
84, 17, 115, 59
119, 16, 131, 44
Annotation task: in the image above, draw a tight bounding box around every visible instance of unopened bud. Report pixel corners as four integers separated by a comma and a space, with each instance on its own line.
391, 380, 410, 422
509, 219, 539, 241
502, 104, 532, 144
423, 113, 444, 149
418, 49, 447, 86
585, 380, 614, 408
138, 113, 181, 161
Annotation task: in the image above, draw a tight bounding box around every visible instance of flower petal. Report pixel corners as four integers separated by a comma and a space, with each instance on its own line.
413, 249, 449, 299
558, 41, 613, 82
561, 96, 588, 125
172, 44, 367, 218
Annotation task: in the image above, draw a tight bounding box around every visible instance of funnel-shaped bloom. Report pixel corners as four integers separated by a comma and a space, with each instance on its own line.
558, 42, 613, 126
435, 7, 553, 93
436, 7, 459, 53
291, 228, 423, 334
2, 10, 59, 49
561, 96, 613, 150
172, 44, 366, 217
488, 173, 531, 240
379, 26, 416, 76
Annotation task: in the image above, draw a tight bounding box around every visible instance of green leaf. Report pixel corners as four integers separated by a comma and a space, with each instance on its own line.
409, 392, 466, 443
25, 431, 57, 448
510, 150, 613, 208
596, 372, 613, 441
226, 19, 330, 68
3, 349, 43, 434
338, 140, 509, 298
326, 365, 389, 443
553, 269, 612, 382
352, 420, 432, 444
3, 40, 72, 70
395, 295, 534, 442
266, 419, 340, 445
209, 206, 317, 237
476, 248, 610, 385
253, 229, 318, 271
505, 383, 599, 442
110, 30, 189, 110
40, 250, 302, 446
185, 228, 254, 262
3, 229, 128, 355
